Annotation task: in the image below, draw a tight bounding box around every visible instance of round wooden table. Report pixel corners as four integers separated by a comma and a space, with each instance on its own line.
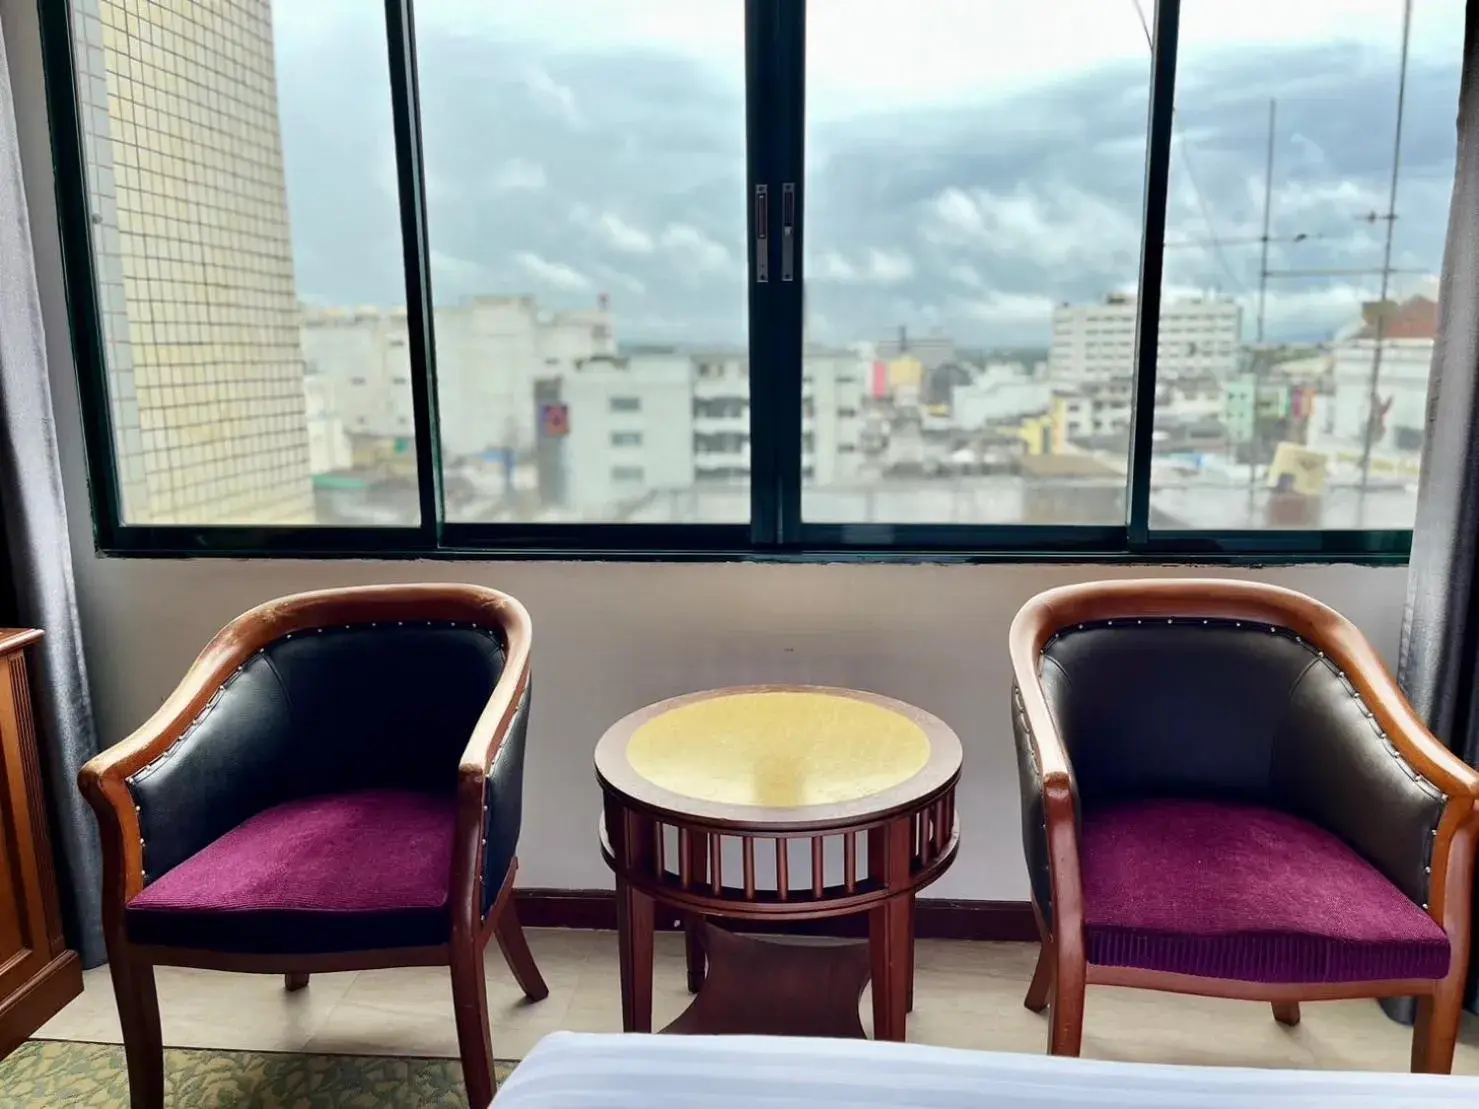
595, 685, 962, 1041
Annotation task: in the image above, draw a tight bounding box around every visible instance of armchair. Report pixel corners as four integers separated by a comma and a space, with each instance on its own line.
1010, 579, 1479, 1073
79, 584, 547, 1109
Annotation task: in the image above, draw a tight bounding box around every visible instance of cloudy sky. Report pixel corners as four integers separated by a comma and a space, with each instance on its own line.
269, 0, 1464, 348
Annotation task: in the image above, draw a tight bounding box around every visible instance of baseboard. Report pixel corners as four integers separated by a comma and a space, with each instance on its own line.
514, 889, 1037, 943
0, 950, 83, 1060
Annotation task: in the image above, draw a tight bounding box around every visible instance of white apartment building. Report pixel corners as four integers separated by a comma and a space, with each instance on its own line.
951, 366, 1051, 430
1307, 297, 1436, 466
1050, 295, 1242, 384
1056, 379, 1134, 441
301, 297, 616, 459
804, 346, 869, 485
552, 348, 869, 514
300, 307, 415, 443
303, 374, 353, 475
560, 354, 698, 513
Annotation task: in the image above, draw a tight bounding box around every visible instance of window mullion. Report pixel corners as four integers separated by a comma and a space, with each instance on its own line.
384, 0, 444, 544
1125, 0, 1182, 549
747, 0, 804, 549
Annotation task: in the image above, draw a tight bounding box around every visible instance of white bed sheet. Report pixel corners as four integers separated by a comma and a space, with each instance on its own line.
495, 1031, 1479, 1108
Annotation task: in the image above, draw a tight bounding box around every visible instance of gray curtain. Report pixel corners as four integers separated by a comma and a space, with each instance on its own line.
0, 17, 105, 966
1384, 5, 1479, 1021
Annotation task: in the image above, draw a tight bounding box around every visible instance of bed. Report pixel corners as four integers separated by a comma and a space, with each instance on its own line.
495, 1031, 1479, 1108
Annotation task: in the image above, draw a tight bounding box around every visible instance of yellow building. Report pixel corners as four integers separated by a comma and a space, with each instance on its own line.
1018, 415, 1054, 456
885, 355, 925, 392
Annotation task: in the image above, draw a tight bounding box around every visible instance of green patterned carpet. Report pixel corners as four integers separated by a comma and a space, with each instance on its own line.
0, 1040, 517, 1106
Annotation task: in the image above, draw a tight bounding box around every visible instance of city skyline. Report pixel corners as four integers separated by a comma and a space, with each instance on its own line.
66, 0, 1458, 534
269, 1, 1462, 348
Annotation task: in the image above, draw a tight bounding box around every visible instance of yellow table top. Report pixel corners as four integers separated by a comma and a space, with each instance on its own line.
625, 689, 931, 808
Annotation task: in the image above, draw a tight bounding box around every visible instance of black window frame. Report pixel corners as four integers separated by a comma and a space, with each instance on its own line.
39, 0, 1412, 565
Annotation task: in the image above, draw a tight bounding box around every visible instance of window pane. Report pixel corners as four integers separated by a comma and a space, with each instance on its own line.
70, 0, 419, 526
415, 2, 749, 524
802, 1, 1151, 526
1149, 0, 1463, 531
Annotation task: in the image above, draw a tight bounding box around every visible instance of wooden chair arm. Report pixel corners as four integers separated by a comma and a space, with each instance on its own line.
452, 592, 533, 939
1010, 596, 1086, 952
79, 614, 273, 907
457, 591, 532, 782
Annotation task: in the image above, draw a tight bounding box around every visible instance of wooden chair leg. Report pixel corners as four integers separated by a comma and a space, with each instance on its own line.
616, 877, 655, 1033
450, 933, 495, 1108
1412, 982, 1463, 1075
684, 915, 706, 994
1047, 943, 1085, 1056
1024, 941, 1051, 1014
494, 898, 549, 1002
285, 973, 310, 992
110, 956, 164, 1109
1272, 1001, 1300, 1027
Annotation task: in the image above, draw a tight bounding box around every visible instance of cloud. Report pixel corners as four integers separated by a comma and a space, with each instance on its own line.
570, 205, 655, 254
950, 291, 1057, 326
514, 251, 591, 292
925, 183, 1142, 275
596, 266, 648, 297
659, 224, 733, 274
430, 249, 489, 287
813, 248, 916, 285
947, 263, 984, 288
521, 65, 581, 126
276, 23, 1458, 347
488, 158, 547, 192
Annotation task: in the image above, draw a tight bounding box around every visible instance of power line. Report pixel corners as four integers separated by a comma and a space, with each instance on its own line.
1131, 0, 1244, 295
1356, 0, 1414, 512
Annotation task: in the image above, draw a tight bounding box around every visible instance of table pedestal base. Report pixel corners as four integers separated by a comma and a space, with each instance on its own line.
664, 924, 870, 1039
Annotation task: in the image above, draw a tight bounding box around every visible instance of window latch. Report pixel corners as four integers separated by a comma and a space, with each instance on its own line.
754, 185, 769, 283
781, 183, 796, 283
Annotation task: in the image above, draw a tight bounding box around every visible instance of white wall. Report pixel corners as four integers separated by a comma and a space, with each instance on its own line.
63, 560, 1406, 901
4, 0, 1410, 902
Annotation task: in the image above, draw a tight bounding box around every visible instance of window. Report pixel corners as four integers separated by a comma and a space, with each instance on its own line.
1147, 0, 1460, 544
46, 0, 1455, 559
418, 0, 747, 526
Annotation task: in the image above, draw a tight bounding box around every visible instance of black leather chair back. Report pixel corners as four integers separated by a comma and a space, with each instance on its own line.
1041, 618, 1313, 808
129, 623, 508, 883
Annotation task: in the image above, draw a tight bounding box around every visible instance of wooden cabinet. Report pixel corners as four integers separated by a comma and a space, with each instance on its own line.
0, 629, 82, 1059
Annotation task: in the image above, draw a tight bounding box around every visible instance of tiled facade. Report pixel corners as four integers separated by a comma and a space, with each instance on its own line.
73, 0, 313, 525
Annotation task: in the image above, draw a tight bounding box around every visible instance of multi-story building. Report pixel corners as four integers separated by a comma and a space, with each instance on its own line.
301, 296, 616, 462
303, 373, 353, 476
72, 0, 314, 524
875, 333, 957, 373
300, 307, 415, 450
1052, 379, 1135, 445
951, 366, 1051, 430
803, 346, 869, 485
558, 354, 698, 515
1308, 296, 1435, 468
1049, 295, 1242, 384
545, 348, 869, 515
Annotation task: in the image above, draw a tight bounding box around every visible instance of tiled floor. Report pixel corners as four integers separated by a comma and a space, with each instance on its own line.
34, 929, 1479, 1073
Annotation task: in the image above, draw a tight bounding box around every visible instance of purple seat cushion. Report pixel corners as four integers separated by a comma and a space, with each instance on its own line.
126, 790, 456, 954
1082, 798, 1449, 983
